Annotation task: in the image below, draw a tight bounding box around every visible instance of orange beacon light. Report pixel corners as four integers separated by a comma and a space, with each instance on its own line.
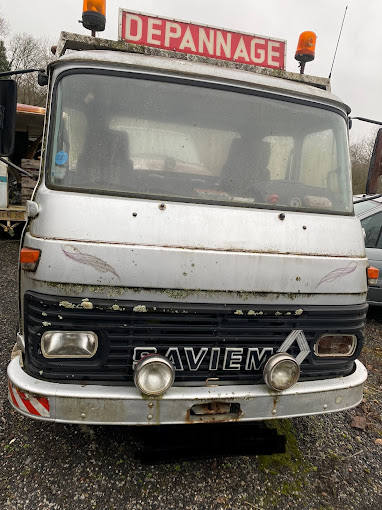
295, 31, 316, 74
82, 0, 106, 34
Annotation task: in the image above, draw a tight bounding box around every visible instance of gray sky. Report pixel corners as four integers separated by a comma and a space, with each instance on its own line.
2, 0, 381, 142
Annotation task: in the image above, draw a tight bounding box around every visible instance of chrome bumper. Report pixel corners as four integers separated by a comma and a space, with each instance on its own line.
8, 356, 367, 425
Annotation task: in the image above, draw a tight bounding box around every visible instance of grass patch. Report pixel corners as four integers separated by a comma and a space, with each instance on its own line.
257, 419, 305, 474
256, 419, 315, 504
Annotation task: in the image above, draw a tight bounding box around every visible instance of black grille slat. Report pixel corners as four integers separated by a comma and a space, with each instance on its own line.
24, 291, 367, 384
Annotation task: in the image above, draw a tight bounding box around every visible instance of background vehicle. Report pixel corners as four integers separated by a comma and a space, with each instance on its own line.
354, 194, 382, 306
0, 104, 44, 236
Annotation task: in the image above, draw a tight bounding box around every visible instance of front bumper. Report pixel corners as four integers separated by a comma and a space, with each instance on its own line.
8, 356, 367, 425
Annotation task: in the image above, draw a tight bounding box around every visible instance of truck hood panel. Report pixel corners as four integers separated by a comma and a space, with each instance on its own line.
24, 190, 367, 301
25, 232, 367, 297
31, 188, 365, 257
25, 190, 368, 300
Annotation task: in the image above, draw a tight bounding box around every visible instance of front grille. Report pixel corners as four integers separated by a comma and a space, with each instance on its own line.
24, 291, 367, 384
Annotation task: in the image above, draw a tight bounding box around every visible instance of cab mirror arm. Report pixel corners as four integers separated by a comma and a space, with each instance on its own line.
0, 156, 35, 179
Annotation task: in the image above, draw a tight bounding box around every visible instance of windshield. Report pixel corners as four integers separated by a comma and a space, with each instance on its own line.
47, 71, 352, 214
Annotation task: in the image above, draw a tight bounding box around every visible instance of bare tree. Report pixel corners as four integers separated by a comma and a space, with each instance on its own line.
0, 15, 10, 72
9, 33, 54, 106
0, 14, 8, 38
0, 40, 9, 72
350, 135, 376, 195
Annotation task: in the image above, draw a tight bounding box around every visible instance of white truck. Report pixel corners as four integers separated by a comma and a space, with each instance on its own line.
2, 9, 380, 426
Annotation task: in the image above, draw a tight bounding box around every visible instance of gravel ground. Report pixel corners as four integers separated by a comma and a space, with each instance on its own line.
0, 239, 381, 510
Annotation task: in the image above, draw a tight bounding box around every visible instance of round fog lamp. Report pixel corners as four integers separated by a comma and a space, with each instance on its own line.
134, 354, 175, 396
263, 353, 300, 391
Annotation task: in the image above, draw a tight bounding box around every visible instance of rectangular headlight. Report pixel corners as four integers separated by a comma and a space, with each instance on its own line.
314, 334, 357, 357
41, 331, 98, 358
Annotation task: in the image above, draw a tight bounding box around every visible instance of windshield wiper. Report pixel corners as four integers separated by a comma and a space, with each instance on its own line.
353, 194, 382, 204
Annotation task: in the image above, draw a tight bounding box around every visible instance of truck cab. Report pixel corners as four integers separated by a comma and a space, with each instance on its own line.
3, 26, 370, 425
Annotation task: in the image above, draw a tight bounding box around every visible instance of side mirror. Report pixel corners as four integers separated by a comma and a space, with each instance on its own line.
38, 71, 49, 87
366, 127, 382, 194
0, 79, 17, 156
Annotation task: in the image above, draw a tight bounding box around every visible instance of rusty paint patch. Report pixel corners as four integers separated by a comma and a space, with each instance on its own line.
205, 378, 219, 387
192, 402, 231, 415
272, 396, 279, 415
186, 402, 242, 423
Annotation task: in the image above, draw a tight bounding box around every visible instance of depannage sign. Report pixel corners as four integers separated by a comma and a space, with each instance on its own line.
119, 10, 286, 70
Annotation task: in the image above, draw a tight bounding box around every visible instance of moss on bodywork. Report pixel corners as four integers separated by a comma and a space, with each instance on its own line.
42, 280, 319, 304
268, 69, 286, 79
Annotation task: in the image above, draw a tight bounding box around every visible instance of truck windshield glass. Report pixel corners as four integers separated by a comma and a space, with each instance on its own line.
47, 72, 352, 214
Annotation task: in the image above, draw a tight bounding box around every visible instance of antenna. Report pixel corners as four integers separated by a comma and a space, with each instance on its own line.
329, 5, 348, 79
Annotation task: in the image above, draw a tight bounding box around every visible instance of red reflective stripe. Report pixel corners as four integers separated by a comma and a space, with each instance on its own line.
8, 382, 19, 408
9, 381, 49, 416
18, 391, 40, 416
38, 397, 50, 411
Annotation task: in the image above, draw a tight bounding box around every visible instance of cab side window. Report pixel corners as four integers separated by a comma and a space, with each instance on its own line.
361, 211, 382, 248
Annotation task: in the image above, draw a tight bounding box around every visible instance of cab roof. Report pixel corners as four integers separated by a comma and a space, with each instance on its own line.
52, 32, 350, 115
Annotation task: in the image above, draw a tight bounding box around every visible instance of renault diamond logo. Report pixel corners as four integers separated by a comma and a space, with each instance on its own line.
277, 330, 310, 365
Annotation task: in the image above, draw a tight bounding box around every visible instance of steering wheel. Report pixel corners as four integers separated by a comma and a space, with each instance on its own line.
244, 184, 265, 203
